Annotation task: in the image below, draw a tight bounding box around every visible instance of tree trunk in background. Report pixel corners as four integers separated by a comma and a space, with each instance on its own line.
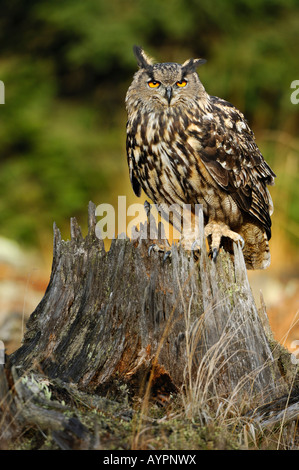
9, 202, 296, 405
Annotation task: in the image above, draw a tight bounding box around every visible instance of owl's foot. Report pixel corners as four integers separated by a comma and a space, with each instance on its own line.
148, 243, 172, 264
205, 221, 244, 262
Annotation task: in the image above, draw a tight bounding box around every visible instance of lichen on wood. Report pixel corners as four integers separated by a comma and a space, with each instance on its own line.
1, 201, 298, 449
9, 202, 295, 403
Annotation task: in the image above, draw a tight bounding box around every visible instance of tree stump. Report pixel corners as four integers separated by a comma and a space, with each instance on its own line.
9, 201, 296, 407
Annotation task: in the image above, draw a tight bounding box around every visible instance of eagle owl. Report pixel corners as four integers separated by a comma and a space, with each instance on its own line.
125, 46, 276, 269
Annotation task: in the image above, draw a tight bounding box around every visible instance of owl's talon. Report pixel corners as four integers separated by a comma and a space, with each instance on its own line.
144, 200, 151, 218
162, 250, 172, 264
212, 248, 218, 262
148, 243, 171, 264
190, 239, 201, 261
237, 236, 245, 250
148, 244, 156, 256
208, 248, 219, 261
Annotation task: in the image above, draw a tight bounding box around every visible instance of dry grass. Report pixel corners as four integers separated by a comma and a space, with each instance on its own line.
128, 269, 299, 451
1, 288, 298, 450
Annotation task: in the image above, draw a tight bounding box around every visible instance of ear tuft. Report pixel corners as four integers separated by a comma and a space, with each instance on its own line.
193, 58, 207, 67
182, 57, 206, 74
133, 46, 154, 70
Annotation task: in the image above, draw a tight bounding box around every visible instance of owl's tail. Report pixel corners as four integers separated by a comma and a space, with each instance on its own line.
238, 222, 271, 270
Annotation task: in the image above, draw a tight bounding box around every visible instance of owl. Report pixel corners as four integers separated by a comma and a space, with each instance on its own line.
125, 46, 276, 269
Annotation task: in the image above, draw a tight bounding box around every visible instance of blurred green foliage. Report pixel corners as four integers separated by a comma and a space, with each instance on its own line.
0, 0, 298, 249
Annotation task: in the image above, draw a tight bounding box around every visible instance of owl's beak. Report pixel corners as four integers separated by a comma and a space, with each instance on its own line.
165, 86, 173, 104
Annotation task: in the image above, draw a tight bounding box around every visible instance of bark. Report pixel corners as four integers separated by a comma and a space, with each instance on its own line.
1, 201, 299, 449
8, 201, 297, 404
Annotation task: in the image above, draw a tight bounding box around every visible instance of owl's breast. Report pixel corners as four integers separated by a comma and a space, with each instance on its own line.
126, 110, 242, 227
128, 111, 208, 202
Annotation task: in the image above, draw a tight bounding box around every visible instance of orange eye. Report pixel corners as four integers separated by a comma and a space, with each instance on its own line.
176, 80, 187, 87
148, 80, 160, 88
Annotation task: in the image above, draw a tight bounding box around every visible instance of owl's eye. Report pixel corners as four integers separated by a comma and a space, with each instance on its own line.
148, 80, 161, 88
176, 80, 187, 87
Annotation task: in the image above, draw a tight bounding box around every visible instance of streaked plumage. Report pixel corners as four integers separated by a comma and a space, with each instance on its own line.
125, 46, 276, 269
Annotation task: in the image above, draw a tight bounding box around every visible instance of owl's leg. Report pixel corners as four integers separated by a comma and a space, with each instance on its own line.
204, 221, 244, 261
144, 200, 172, 263
179, 208, 203, 260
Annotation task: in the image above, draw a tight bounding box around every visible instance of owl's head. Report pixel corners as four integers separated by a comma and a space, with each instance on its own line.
126, 46, 207, 113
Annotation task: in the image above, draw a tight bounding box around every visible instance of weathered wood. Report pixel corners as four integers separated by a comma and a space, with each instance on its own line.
1, 201, 299, 449
0, 365, 97, 449
9, 201, 297, 407
251, 391, 299, 431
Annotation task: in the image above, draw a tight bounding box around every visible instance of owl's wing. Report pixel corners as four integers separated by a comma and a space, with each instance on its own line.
193, 96, 276, 238
126, 131, 141, 197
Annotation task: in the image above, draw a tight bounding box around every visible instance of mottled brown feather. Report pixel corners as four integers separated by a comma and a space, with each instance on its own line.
125, 49, 276, 269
